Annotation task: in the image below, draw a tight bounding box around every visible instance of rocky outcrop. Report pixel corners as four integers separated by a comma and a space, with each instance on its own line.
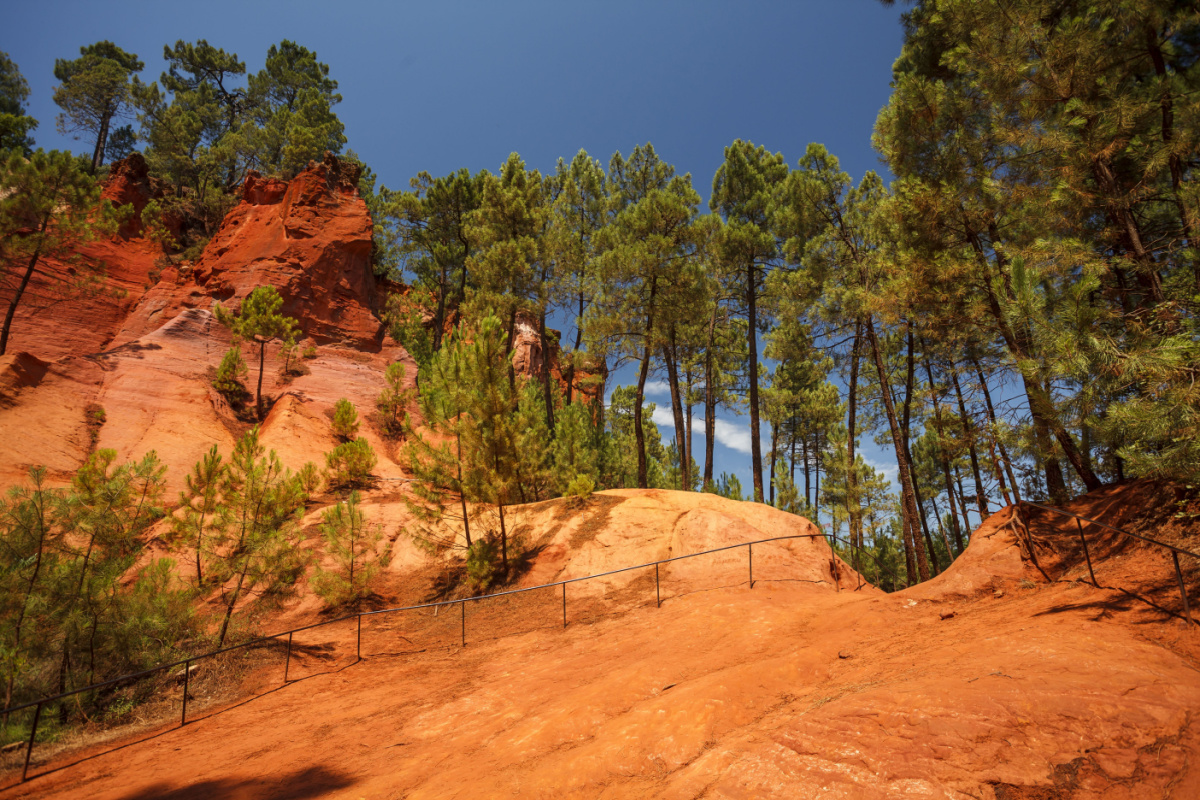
116, 152, 383, 349
100, 153, 178, 240
510, 312, 605, 405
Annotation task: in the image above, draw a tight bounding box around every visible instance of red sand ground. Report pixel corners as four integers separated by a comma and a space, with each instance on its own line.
3, 484, 1198, 799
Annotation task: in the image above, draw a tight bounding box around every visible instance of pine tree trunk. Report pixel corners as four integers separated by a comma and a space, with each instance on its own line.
0, 215, 49, 356
865, 317, 929, 581
662, 334, 688, 490
746, 262, 763, 502
803, 437, 811, 507
218, 555, 253, 648
256, 340, 266, 420
950, 363, 989, 520
702, 303, 719, 488
538, 310, 555, 438
921, 349, 965, 553
90, 114, 110, 173
498, 501, 509, 574
434, 264, 448, 351
845, 322, 862, 552
634, 278, 658, 489
769, 422, 777, 506
901, 324, 938, 574
969, 222, 1098, 496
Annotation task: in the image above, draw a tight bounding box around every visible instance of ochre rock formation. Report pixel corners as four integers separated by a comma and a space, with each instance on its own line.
116, 152, 383, 350
0, 153, 407, 496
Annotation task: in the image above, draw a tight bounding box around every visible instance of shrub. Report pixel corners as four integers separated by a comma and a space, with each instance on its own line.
310, 491, 386, 608
332, 398, 360, 441
376, 362, 414, 437
302, 344, 318, 359
564, 473, 594, 506
297, 461, 325, 496
213, 346, 248, 398
325, 438, 377, 490
465, 537, 500, 592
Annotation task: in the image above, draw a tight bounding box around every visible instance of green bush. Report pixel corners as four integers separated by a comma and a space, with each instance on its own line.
332, 398, 360, 441
325, 438, 377, 490
213, 346, 248, 398
564, 473, 594, 505
310, 491, 386, 608
465, 537, 500, 592
376, 362, 414, 437
297, 461, 324, 496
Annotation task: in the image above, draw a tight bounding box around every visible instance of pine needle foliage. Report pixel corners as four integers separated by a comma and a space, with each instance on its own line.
310, 491, 386, 608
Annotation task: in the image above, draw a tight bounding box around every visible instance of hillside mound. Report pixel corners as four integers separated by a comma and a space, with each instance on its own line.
8, 484, 1199, 799
265, 488, 870, 638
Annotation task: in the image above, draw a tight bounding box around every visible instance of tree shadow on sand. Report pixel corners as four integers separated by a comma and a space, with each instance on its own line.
115, 765, 355, 800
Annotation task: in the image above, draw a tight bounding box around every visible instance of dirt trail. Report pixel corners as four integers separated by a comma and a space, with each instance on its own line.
4, 486, 1199, 799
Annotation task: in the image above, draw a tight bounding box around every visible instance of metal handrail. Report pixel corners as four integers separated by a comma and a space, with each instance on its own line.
1015, 500, 1196, 628
5, 527, 874, 781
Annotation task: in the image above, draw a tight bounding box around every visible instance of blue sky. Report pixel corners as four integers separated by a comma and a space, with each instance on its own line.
3, 0, 909, 517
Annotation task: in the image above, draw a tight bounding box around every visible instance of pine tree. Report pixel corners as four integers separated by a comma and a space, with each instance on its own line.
171, 445, 224, 587
331, 398, 360, 441
378, 168, 485, 344
0, 150, 122, 355
213, 427, 305, 646
325, 438, 377, 490
242, 41, 346, 177
589, 144, 701, 488
551, 400, 601, 494
710, 140, 789, 502
311, 491, 386, 608
214, 286, 300, 420
0, 468, 59, 711
52, 41, 143, 172
0, 52, 38, 154
213, 346, 248, 398
377, 361, 416, 437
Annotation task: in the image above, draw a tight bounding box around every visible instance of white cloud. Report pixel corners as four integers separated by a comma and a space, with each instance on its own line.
651, 405, 675, 428
863, 458, 899, 489
642, 380, 671, 398
712, 418, 754, 455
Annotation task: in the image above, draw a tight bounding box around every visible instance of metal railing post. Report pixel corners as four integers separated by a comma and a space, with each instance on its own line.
1172, 551, 1194, 629
655, 563, 661, 608
748, 542, 754, 589
1076, 518, 1098, 587
22, 701, 41, 781
357, 614, 362, 661
181, 660, 190, 725
561, 583, 567, 628
284, 632, 293, 682
460, 599, 466, 647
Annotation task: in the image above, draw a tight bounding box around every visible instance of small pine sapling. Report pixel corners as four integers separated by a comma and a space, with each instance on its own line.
214, 346, 248, 399
214, 286, 301, 420
297, 461, 325, 497
325, 438, 377, 490
310, 491, 387, 608
332, 398, 360, 441
376, 362, 415, 437
564, 474, 595, 507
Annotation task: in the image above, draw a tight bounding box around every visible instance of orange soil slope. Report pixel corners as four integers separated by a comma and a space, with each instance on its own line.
7, 485, 1199, 800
